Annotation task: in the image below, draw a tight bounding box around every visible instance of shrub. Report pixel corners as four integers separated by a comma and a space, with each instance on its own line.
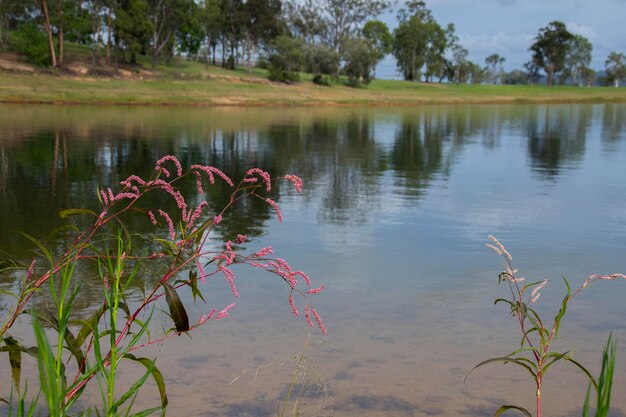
7, 24, 49, 66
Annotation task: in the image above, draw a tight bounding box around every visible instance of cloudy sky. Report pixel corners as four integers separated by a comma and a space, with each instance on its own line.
378, 0, 626, 78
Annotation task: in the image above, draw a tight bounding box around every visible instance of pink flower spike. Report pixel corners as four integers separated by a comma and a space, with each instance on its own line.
254, 246, 274, 257
158, 166, 171, 178
100, 190, 109, 206
26, 260, 36, 280
311, 308, 327, 335
284, 175, 303, 193
148, 211, 157, 225
194, 171, 204, 194
156, 155, 183, 177
295, 271, 311, 286
213, 214, 222, 225
236, 234, 248, 244
107, 188, 115, 202
304, 305, 314, 327
265, 198, 283, 223
246, 168, 272, 192
306, 284, 325, 294
216, 303, 236, 319
158, 209, 176, 240
197, 259, 206, 284
288, 294, 300, 317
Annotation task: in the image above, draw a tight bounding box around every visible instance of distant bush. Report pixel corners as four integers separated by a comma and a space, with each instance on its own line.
312, 74, 332, 86
266, 36, 305, 83
8, 24, 49, 66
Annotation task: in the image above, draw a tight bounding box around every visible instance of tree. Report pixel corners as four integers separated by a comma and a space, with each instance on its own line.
148, 0, 199, 67
361, 20, 391, 78
323, 0, 389, 54
485, 53, 505, 84
392, 1, 445, 82
342, 37, 377, 86
266, 35, 305, 82
579, 66, 595, 87
564, 34, 592, 86
201, 0, 223, 64
240, 0, 283, 74
502, 69, 529, 85
605, 52, 626, 87
114, 0, 152, 64
284, 0, 326, 45
529, 21, 573, 86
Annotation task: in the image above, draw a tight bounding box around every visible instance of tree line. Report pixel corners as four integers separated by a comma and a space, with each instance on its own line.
0, 0, 624, 87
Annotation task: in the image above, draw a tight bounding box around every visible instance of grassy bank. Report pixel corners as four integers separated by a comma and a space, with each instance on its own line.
1, 51, 626, 106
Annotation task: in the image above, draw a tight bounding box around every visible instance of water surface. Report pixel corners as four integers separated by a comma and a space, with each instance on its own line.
1, 104, 625, 417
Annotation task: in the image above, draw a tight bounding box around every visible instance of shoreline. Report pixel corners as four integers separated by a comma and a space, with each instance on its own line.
2, 71, 626, 108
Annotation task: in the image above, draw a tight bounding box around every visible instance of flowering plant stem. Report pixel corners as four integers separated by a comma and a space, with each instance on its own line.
467, 235, 625, 417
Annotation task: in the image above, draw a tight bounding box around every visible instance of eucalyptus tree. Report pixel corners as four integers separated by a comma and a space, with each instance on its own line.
114, 0, 152, 64
485, 53, 505, 84
564, 34, 592, 86
361, 20, 391, 78
529, 21, 573, 86
284, 0, 326, 45
323, 0, 389, 54
240, 0, 283, 73
605, 52, 626, 87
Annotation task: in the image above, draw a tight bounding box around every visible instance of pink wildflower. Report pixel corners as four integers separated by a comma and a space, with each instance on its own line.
187, 201, 208, 228
107, 188, 115, 202
200, 308, 217, 324
100, 190, 109, 206
213, 214, 222, 224
246, 168, 272, 192
194, 171, 204, 194
304, 305, 314, 327
284, 175, 303, 193
530, 279, 548, 303
254, 246, 274, 257
191, 165, 234, 187
26, 260, 36, 280
156, 155, 183, 177
295, 271, 311, 286
158, 209, 176, 240
120, 175, 146, 188
148, 210, 157, 225
220, 266, 239, 298
197, 259, 206, 284
311, 308, 327, 335
306, 284, 325, 294
113, 192, 138, 201
236, 234, 248, 244
216, 302, 236, 319
266, 198, 283, 223
288, 294, 300, 317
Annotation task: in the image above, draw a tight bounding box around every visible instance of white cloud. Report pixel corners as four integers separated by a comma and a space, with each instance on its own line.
566, 22, 598, 41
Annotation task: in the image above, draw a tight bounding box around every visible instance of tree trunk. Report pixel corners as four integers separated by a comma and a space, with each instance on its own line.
38, 0, 58, 68
105, 8, 111, 66
56, 0, 64, 66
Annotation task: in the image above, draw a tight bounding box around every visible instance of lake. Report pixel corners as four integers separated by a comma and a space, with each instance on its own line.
1, 103, 625, 417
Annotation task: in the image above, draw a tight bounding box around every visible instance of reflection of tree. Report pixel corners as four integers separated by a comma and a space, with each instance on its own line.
526, 105, 590, 179
601, 104, 626, 143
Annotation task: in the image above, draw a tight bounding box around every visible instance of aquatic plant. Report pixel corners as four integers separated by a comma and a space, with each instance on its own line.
0, 156, 325, 416
467, 235, 624, 417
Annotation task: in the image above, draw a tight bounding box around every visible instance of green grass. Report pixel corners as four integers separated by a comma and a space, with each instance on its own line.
2, 44, 626, 106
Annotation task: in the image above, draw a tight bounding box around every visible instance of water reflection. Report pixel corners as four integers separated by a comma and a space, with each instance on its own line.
1, 103, 626, 417
526, 105, 591, 179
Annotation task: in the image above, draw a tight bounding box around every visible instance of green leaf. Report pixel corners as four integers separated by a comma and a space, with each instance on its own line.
20, 232, 53, 264
121, 354, 168, 409
494, 405, 532, 417
465, 357, 537, 383
33, 309, 86, 373
128, 406, 163, 417
3, 337, 22, 388
59, 208, 99, 219
163, 283, 190, 332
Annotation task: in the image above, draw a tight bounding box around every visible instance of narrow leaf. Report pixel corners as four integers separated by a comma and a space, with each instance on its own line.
163, 283, 189, 332
122, 354, 168, 408
20, 233, 53, 264
494, 405, 532, 417
58, 208, 99, 219
4, 337, 22, 388
465, 357, 537, 383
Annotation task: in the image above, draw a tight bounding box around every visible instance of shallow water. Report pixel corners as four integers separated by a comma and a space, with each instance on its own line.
1, 103, 625, 416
